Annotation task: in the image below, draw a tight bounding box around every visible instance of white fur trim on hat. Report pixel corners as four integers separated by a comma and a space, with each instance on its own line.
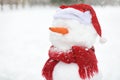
54, 8, 92, 24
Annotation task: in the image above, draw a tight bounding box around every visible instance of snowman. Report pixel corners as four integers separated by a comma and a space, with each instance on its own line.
42, 4, 105, 80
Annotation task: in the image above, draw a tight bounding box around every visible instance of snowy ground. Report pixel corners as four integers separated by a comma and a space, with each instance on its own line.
0, 5, 120, 80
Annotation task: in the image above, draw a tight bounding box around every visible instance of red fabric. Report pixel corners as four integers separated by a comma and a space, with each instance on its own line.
42, 46, 98, 80
60, 4, 102, 37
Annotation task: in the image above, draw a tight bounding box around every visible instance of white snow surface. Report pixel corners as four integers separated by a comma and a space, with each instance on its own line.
0, 5, 120, 80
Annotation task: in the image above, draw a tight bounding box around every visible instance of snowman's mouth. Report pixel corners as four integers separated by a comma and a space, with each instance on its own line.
49, 27, 69, 35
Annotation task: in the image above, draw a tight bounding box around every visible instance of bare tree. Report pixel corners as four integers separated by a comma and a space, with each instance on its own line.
0, 0, 3, 10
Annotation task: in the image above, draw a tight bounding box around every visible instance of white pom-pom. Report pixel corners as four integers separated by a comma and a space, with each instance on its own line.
99, 37, 107, 44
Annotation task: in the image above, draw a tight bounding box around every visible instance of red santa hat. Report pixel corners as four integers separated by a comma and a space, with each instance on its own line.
54, 4, 106, 43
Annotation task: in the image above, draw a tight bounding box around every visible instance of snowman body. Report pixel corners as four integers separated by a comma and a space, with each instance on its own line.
53, 62, 101, 80
42, 4, 103, 80
53, 62, 80, 80
50, 19, 101, 80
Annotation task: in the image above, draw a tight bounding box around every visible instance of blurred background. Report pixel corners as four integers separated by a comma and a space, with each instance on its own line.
0, 0, 120, 10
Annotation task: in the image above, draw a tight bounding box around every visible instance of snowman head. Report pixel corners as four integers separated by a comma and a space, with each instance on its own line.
49, 4, 103, 51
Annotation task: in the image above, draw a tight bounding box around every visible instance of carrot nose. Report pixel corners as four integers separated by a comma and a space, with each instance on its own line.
49, 27, 69, 35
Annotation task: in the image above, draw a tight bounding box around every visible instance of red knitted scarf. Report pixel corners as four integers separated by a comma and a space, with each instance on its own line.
42, 46, 98, 80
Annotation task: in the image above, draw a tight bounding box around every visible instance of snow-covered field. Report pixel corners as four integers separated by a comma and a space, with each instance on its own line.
0, 5, 120, 80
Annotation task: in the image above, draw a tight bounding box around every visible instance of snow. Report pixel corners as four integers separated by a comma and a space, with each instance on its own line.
0, 5, 120, 80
